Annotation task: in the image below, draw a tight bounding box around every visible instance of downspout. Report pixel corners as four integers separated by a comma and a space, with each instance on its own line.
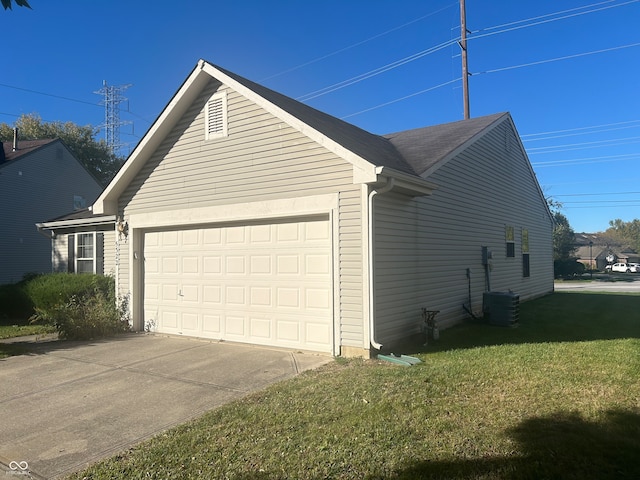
368, 177, 395, 351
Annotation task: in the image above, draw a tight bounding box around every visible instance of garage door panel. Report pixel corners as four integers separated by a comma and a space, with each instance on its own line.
225, 315, 245, 336
250, 287, 272, 306
203, 285, 221, 304
202, 314, 221, 335
250, 317, 271, 339
144, 218, 332, 352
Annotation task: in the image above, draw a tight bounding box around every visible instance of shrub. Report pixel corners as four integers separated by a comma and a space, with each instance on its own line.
554, 258, 586, 278
0, 282, 34, 324
26, 273, 130, 340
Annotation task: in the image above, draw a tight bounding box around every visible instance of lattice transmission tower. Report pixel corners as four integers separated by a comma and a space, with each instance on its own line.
94, 81, 132, 156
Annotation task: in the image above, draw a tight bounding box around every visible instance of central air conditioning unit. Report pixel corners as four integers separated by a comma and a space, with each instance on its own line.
483, 291, 519, 327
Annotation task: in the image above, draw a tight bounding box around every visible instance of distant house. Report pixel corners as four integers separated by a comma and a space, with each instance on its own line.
574, 232, 639, 271
0, 137, 103, 284
37, 59, 554, 357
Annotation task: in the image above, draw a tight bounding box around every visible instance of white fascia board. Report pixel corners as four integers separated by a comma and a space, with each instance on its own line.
373, 167, 438, 197
36, 215, 116, 230
93, 61, 212, 215
200, 62, 377, 177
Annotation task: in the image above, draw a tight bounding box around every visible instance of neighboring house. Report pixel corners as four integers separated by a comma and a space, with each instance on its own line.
37, 59, 554, 357
574, 232, 639, 271
0, 137, 103, 284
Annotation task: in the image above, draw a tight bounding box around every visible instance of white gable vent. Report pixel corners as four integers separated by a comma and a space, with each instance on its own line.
205, 91, 228, 140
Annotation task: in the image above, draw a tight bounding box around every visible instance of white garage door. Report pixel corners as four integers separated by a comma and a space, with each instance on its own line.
143, 217, 333, 352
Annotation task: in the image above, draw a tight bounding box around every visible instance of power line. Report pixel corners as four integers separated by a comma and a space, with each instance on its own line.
0, 82, 100, 107
554, 191, 640, 196
341, 78, 461, 119
261, 3, 457, 82
522, 120, 640, 141
472, 0, 615, 34
531, 152, 639, 166
469, 0, 639, 41
527, 136, 640, 153
563, 204, 640, 208
0, 82, 152, 125
474, 42, 640, 76
296, 38, 459, 102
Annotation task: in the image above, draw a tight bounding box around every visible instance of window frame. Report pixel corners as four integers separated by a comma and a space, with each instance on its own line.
522, 228, 530, 278
505, 225, 515, 258
67, 232, 100, 274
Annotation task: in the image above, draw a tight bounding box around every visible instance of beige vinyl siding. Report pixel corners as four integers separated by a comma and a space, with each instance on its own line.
51, 234, 68, 273
338, 187, 364, 346
102, 230, 116, 277
116, 78, 365, 346
374, 120, 553, 343
373, 193, 421, 342
119, 80, 353, 214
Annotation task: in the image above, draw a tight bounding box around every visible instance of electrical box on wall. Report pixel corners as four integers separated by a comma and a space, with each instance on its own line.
481, 246, 492, 265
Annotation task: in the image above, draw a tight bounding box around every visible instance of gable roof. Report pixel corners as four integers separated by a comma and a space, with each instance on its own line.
385, 112, 508, 176
92, 59, 536, 215
1, 138, 57, 164
214, 64, 415, 176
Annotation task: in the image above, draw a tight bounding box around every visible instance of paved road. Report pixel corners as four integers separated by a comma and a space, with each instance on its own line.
555, 274, 640, 293
0, 334, 331, 479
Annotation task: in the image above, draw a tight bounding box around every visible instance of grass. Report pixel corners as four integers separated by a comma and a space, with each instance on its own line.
0, 324, 57, 359
0, 324, 56, 340
65, 292, 638, 479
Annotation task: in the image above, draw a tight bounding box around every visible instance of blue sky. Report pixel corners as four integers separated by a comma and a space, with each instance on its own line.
2, 0, 639, 233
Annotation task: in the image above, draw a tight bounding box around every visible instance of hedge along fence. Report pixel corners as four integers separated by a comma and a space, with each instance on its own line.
24, 273, 130, 340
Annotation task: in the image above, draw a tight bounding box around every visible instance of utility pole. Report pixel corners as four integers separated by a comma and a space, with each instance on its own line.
460, 0, 470, 119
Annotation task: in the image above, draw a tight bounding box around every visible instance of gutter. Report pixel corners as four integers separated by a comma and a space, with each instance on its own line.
35, 223, 55, 240
368, 177, 395, 351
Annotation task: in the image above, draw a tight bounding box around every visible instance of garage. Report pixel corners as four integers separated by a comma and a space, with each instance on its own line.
143, 217, 333, 352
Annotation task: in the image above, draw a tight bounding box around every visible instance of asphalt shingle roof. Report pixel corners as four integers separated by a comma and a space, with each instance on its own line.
214, 64, 510, 180
384, 112, 508, 176
1, 138, 56, 163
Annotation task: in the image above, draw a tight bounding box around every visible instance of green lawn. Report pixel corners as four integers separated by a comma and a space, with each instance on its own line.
67, 292, 639, 479
0, 324, 56, 359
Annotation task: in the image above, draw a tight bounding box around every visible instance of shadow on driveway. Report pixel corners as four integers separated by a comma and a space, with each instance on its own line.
0, 333, 331, 479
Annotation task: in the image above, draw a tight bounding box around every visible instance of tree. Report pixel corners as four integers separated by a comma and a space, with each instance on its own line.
548, 201, 583, 278
1, 0, 31, 10
552, 211, 577, 261
605, 219, 640, 254
0, 114, 123, 186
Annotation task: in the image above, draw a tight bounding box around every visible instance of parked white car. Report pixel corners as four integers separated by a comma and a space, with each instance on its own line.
606, 263, 640, 273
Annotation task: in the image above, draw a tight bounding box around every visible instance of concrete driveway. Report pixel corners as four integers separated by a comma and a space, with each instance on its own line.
0, 334, 331, 479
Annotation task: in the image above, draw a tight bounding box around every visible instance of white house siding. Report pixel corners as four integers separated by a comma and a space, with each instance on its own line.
116, 79, 365, 349
374, 120, 553, 344
0, 142, 102, 284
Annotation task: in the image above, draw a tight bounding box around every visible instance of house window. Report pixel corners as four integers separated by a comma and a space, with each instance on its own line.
205, 91, 228, 140
67, 233, 102, 274
505, 225, 515, 258
522, 228, 530, 277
